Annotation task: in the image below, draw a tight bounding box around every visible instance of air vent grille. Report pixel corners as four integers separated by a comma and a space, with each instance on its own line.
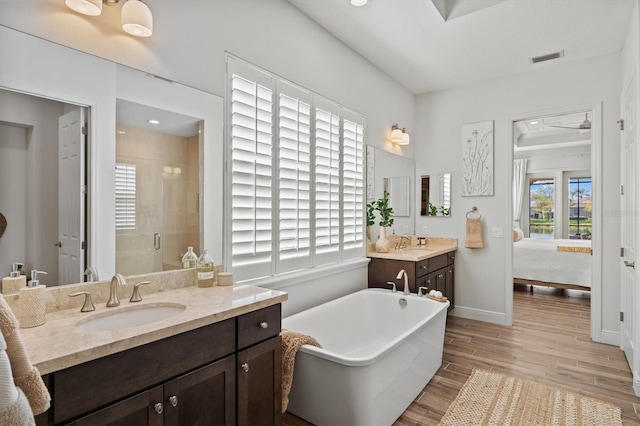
530, 50, 565, 64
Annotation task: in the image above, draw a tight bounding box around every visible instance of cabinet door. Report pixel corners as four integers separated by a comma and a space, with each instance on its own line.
435, 269, 446, 294
445, 266, 454, 310
162, 355, 236, 426
69, 386, 163, 426
237, 336, 282, 426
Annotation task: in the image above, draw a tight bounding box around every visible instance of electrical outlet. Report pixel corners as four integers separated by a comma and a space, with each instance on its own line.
402, 225, 408, 234
492, 227, 504, 238
422, 226, 428, 235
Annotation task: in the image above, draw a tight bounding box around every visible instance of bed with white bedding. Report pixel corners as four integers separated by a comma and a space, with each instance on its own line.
513, 238, 592, 290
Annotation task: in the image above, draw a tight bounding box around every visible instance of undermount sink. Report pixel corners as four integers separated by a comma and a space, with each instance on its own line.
76, 303, 186, 332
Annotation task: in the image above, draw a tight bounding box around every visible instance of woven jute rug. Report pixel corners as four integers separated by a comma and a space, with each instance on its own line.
439, 369, 622, 426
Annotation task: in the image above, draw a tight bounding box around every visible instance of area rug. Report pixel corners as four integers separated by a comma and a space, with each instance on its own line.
439, 369, 622, 426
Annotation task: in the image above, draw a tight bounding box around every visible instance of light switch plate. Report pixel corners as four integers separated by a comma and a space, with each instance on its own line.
492, 227, 504, 238
422, 226, 428, 235
402, 225, 408, 234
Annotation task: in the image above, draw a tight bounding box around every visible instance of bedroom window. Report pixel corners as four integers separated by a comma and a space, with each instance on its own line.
227, 57, 365, 281
568, 177, 592, 239
529, 178, 554, 239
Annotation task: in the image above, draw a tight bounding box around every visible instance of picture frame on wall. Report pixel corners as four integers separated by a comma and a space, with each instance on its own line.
461, 120, 494, 197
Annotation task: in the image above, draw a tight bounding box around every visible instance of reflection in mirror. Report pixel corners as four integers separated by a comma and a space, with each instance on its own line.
384, 176, 410, 217
115, 100, 203, 276
366, 145, 415, 236
421, 174, 452, 217
0, 89, 88, 286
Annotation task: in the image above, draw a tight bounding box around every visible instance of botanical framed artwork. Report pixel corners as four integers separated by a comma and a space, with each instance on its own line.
461, 120, 494, 197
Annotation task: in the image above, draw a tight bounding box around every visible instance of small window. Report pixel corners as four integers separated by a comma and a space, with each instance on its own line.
115, 162, 136, 231
529, 178, 554, 239
568, 177, 592, 239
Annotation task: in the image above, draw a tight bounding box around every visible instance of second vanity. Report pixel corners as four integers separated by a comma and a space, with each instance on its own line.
367, 237, 457, 312
3, 273, 287, 426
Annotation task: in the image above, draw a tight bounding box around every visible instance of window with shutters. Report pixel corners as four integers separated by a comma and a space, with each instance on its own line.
227, 57, 365, 281
115, 162, 136, 231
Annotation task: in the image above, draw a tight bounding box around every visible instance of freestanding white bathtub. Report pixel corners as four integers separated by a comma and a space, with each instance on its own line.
282, 288, 449, 426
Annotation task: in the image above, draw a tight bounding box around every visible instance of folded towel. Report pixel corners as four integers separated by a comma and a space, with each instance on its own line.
0, 388, 34, 426
465, 218, 484, 249
281, 330, 321, 414
0, 333, 35, 425
0, 295, 50, 415
557, 245, 592, 254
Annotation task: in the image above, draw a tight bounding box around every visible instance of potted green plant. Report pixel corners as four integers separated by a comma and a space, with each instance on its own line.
366, 201, 376, 242
375, 192, 394, 252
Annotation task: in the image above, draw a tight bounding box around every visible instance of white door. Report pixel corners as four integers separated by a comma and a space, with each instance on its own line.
621, 77, 637, 387
58, 108, 86, 286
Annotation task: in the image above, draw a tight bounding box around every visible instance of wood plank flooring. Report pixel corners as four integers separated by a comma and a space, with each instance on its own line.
283, 284, 640, 425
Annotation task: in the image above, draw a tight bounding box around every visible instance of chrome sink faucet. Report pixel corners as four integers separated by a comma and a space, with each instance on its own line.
396, 269, 410, 295
107, 274, 127, 307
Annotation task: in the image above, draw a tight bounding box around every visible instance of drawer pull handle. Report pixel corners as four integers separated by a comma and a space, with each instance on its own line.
438, 274, 443, 278
154, 403, 164, 414
241, 363, 249, 373
421, 265, 427, 270
169, 395, 178, 407
260, 321, 268, 329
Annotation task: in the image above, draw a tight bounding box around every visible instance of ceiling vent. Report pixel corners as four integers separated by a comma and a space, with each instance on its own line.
530, 50, 565, 64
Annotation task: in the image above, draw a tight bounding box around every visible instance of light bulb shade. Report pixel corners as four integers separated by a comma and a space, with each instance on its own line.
122, 0, 153, 37
400, 131, 410, 146
351, 0, 369, 6
390, 127, 403, 143
66, 0, 102, 16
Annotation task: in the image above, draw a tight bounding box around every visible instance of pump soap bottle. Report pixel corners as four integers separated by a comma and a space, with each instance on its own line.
2, 262, 25, 295
19, 270, 47, 328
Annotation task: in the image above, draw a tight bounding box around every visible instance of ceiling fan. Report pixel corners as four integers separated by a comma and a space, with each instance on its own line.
548, 113, 591, 130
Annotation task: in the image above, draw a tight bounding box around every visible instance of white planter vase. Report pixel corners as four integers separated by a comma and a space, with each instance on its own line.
376, 227, 393, 253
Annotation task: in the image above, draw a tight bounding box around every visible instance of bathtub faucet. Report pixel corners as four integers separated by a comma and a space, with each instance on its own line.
396, 269, 410, 295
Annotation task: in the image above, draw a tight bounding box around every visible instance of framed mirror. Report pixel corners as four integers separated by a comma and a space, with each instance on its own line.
420, 174, 452, 217
384, 176, 410, 217
0, 28, 223, 287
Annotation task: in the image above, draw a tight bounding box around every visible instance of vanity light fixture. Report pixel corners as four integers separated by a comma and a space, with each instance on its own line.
390, 124, 410, 146
65, 0, 153, 38
351, 0, 369, 6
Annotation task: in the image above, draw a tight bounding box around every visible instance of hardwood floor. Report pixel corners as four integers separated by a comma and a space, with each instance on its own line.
283, 285, 640, 425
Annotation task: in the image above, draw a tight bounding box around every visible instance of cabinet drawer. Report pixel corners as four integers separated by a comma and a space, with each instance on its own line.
54, 318, 235, 424
416, 258, 430, 277
429, 253, 449, 271
238, 304, 281, 350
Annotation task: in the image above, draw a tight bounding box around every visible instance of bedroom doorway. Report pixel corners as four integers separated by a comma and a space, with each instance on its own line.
507, 103, 602, 341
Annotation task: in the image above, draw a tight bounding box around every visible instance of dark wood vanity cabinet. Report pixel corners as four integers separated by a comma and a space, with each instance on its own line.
43, 304, 281, 425
369, 251, 455, 311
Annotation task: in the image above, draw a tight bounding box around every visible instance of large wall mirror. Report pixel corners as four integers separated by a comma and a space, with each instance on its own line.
0, 27, 223, 287
366, 146, 415, 237
420, 174, 452, 217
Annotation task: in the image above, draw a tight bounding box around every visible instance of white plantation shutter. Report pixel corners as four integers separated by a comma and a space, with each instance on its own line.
314, 100, 342, 264
342, 114, 365, 255
115, 162, 136, 231
277, 85, 312, 271
226, 57, 366, 281
230, 68, 274, 280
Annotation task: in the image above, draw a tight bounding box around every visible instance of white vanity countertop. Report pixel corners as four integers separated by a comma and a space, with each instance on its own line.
18, 285, 287, 375
367, 237, 457, 261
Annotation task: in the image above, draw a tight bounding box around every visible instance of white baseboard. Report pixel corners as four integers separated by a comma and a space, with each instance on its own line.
449, 306, 507, 325
597, 330, 620, 346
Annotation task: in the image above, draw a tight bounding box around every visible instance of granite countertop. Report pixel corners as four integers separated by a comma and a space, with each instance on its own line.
18, 285, 287, 375
367, 237, 457, 261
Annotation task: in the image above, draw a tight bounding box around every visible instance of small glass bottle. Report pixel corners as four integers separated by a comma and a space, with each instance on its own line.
196, 249, 215, 288
181, 246, 198, 269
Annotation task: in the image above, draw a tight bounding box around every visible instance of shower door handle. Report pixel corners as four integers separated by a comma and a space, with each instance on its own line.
624, 260, 635, 269
154, 233, 161, 251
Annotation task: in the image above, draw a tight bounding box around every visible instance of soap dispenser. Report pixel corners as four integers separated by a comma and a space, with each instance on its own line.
1, 262, 26, 295
19, 270, 47, 328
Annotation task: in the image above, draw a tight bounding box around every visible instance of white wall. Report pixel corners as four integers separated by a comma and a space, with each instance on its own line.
0, 0, 415, 310
415, 53, 622, 335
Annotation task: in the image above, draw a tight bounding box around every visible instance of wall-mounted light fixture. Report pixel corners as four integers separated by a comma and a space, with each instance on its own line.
351, 0, 369, 6
390, 124, 410, 146
65, 0, 153, 37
